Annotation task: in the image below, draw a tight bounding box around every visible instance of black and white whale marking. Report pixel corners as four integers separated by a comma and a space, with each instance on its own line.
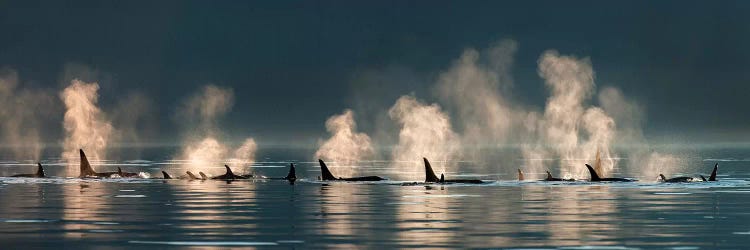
517, 169, 576, 182
659, 163, 718, 182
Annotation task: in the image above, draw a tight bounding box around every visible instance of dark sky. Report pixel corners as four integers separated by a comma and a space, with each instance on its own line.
1, 1, 748, 145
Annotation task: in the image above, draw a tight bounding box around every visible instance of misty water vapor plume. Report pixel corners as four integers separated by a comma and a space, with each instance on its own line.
598, 86, 683, 178
436, 40, 517, 148
0, 69, 56, 161
389, 95, 460, 180
176, 85, 257, 174
347, 39, 679, 180
314, 109, 374, 177
60, 79, 114, 175
520, 50, 617, 178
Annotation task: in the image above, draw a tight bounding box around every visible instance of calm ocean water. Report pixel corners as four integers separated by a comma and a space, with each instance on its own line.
0, 146, 748, 249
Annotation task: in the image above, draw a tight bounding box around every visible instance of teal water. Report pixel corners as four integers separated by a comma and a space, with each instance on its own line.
0, 146, 748, 249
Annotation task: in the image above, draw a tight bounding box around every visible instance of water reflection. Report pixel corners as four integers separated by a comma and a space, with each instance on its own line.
0, 158, 748, 248
394, 186, 459, 247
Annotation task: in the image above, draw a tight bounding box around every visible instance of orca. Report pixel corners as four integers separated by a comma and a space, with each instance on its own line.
79, 149, 120, 178
199, 172, 209, 180
544, 171, 576, 181
585, 164, 636, 182
210, 165, 249, 180
263, 163, 297, 183
185, 171, 203, 180
318, 159, 385, 181
659, 174, 698, 183
423, 158, 483, 184
661, 163, 718, 182
517, 169, 575, 182
10, 163, 46, 178
702, 163, 718, 181
161, 171, 172, 179
117, 167, 140, 178
78, 149, 142, 178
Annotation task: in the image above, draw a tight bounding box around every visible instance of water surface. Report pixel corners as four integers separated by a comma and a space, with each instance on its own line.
0, 147, 748, 249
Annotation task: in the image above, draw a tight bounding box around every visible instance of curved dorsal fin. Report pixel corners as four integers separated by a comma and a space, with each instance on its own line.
318, 159, 336, 180
162, 171, 172, 179
546, 171, 553, 181
585, 164, 601, 181
36, 163, 45, 177
517, 169, 525, 181
118, 167, 123, 175
79, 149, 97, 177
659, 174, 667, 181
224, 165, 234, 176
424, 158, 440, 182
439, 173, 445, 183
186, 171, 198, 180
709, 163, 718, 181
199, 172, 208, 180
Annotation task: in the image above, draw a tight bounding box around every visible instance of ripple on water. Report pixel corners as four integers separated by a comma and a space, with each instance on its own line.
3, 219, 55, 223
402, 194, 480, 199
93, 222, 120, 225
128, 241, 279, 246
114, 195, 147, 198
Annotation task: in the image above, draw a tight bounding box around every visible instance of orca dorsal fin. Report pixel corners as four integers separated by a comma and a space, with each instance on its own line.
285, 163, 296, 180
118, 167, 123, 175
517, 169, 525, 181
700, 175, 707, 181
585, 164, 601, 181
318, 159, 336, 180
186, 171, 198, 180
162, 171, 172, 179
546, 171, 554, 181
440, 173, 445, 183
36, 163, 45, 177
224, 165, 234, 176
423, 158, 440, 182
709, 163, 718, 181
659, 174, 667, 182
79, 149, 97, 177
199, 172, 208, 180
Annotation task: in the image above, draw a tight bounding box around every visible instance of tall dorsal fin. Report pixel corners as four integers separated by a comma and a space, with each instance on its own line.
224, 165, 234, 176
318, 159, 336, 180
162, 171, 172, 179
423, 158, 440, 182
709, 163, 718, 181
517, 169, 525, 181
199, 172, 208, 180
36, 163, 45, 177
585, 164, 601, 181
546, 171, 554, 181
79, 149, 97, 177
439, 173, 445, 183
285, 163, 297, 180
186, 171, 198, 180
